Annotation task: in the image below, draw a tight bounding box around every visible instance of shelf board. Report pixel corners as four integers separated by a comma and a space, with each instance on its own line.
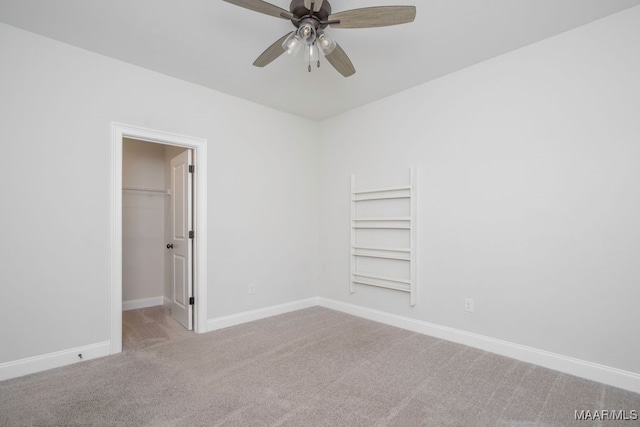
352, 246, 411, 253
352, 252, 410, 261
353, 185, 411, 195
353, 217, 410, 222
352, 195, 410, 202
352, 279, 411, 293
352, 272, 411, 285
123, 186, 170, 195
353, 226, 410, 229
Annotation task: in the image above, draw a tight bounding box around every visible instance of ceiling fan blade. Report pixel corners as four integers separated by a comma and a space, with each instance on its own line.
222, 0, 293, 20
324, 43, 356, 77
329, 6, 416, 29
253, 32, 294, 67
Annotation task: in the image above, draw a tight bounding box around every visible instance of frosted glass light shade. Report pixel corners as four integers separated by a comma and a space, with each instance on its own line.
283, 33, 303, 56
317, 32, 336, 55
307, 44, 319, 62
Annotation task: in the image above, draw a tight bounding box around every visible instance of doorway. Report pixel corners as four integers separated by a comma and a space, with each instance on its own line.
110, 123, 208, 355
122, 139, 192, 331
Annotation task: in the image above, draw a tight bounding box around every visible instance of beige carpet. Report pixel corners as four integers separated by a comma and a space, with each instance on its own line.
122, 306, 193, 352
1, 306, 638, 426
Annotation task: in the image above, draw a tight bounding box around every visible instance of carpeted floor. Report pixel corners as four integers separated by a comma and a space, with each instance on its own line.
1, 306, 638, 426
122, 306, 193, 352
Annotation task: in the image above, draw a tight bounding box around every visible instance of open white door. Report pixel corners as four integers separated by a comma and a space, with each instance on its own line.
169, 150, 193, 330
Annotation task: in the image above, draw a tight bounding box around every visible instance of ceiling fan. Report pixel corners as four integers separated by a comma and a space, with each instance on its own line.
222, 0, 416, 77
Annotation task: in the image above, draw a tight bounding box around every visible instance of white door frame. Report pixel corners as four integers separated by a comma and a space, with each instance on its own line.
109, 122, 208, 354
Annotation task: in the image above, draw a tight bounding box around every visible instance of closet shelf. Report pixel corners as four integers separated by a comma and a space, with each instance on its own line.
123, 186, 171, 195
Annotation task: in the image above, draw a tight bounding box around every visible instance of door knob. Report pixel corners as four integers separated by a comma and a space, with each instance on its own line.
166, 243, 174, 249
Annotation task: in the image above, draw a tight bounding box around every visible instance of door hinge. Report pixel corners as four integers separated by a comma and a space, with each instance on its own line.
189, 296, 194, 305
189, 165, 194, 174
189, 230, 194, 239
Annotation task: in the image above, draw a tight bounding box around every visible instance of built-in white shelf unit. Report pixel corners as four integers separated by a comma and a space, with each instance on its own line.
350, 167, 417, 306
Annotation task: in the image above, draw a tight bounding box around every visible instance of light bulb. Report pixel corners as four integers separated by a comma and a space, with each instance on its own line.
317, 32, 336, 55
300, 25, 311, 38
297, 22, 316, 45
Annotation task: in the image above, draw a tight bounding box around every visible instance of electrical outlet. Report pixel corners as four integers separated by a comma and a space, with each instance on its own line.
464, 298, 474, 313
248, 284, 255, 295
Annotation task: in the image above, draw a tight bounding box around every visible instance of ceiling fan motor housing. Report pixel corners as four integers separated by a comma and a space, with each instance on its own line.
289, 0, 332, 29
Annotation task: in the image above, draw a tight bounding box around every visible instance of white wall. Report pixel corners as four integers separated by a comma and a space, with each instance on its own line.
318, 6, 640, 374
122, 138, 166, 303
0, 22, 320, 364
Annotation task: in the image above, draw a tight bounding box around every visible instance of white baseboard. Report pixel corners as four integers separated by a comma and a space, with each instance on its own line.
163, 296, 171, 306
317, 297, 640, 394
4, 298, 638, 394
207, 297, 319, 332
0, 341, 110, 382
122, 296, 165, 311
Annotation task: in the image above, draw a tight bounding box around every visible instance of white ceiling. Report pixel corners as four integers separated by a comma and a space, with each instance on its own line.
1, 0, 639, 121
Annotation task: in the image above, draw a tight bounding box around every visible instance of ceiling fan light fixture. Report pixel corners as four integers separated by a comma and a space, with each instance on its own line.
297, 22, 317, 45
283, 33, 303, 56
317, 32, 336, 55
